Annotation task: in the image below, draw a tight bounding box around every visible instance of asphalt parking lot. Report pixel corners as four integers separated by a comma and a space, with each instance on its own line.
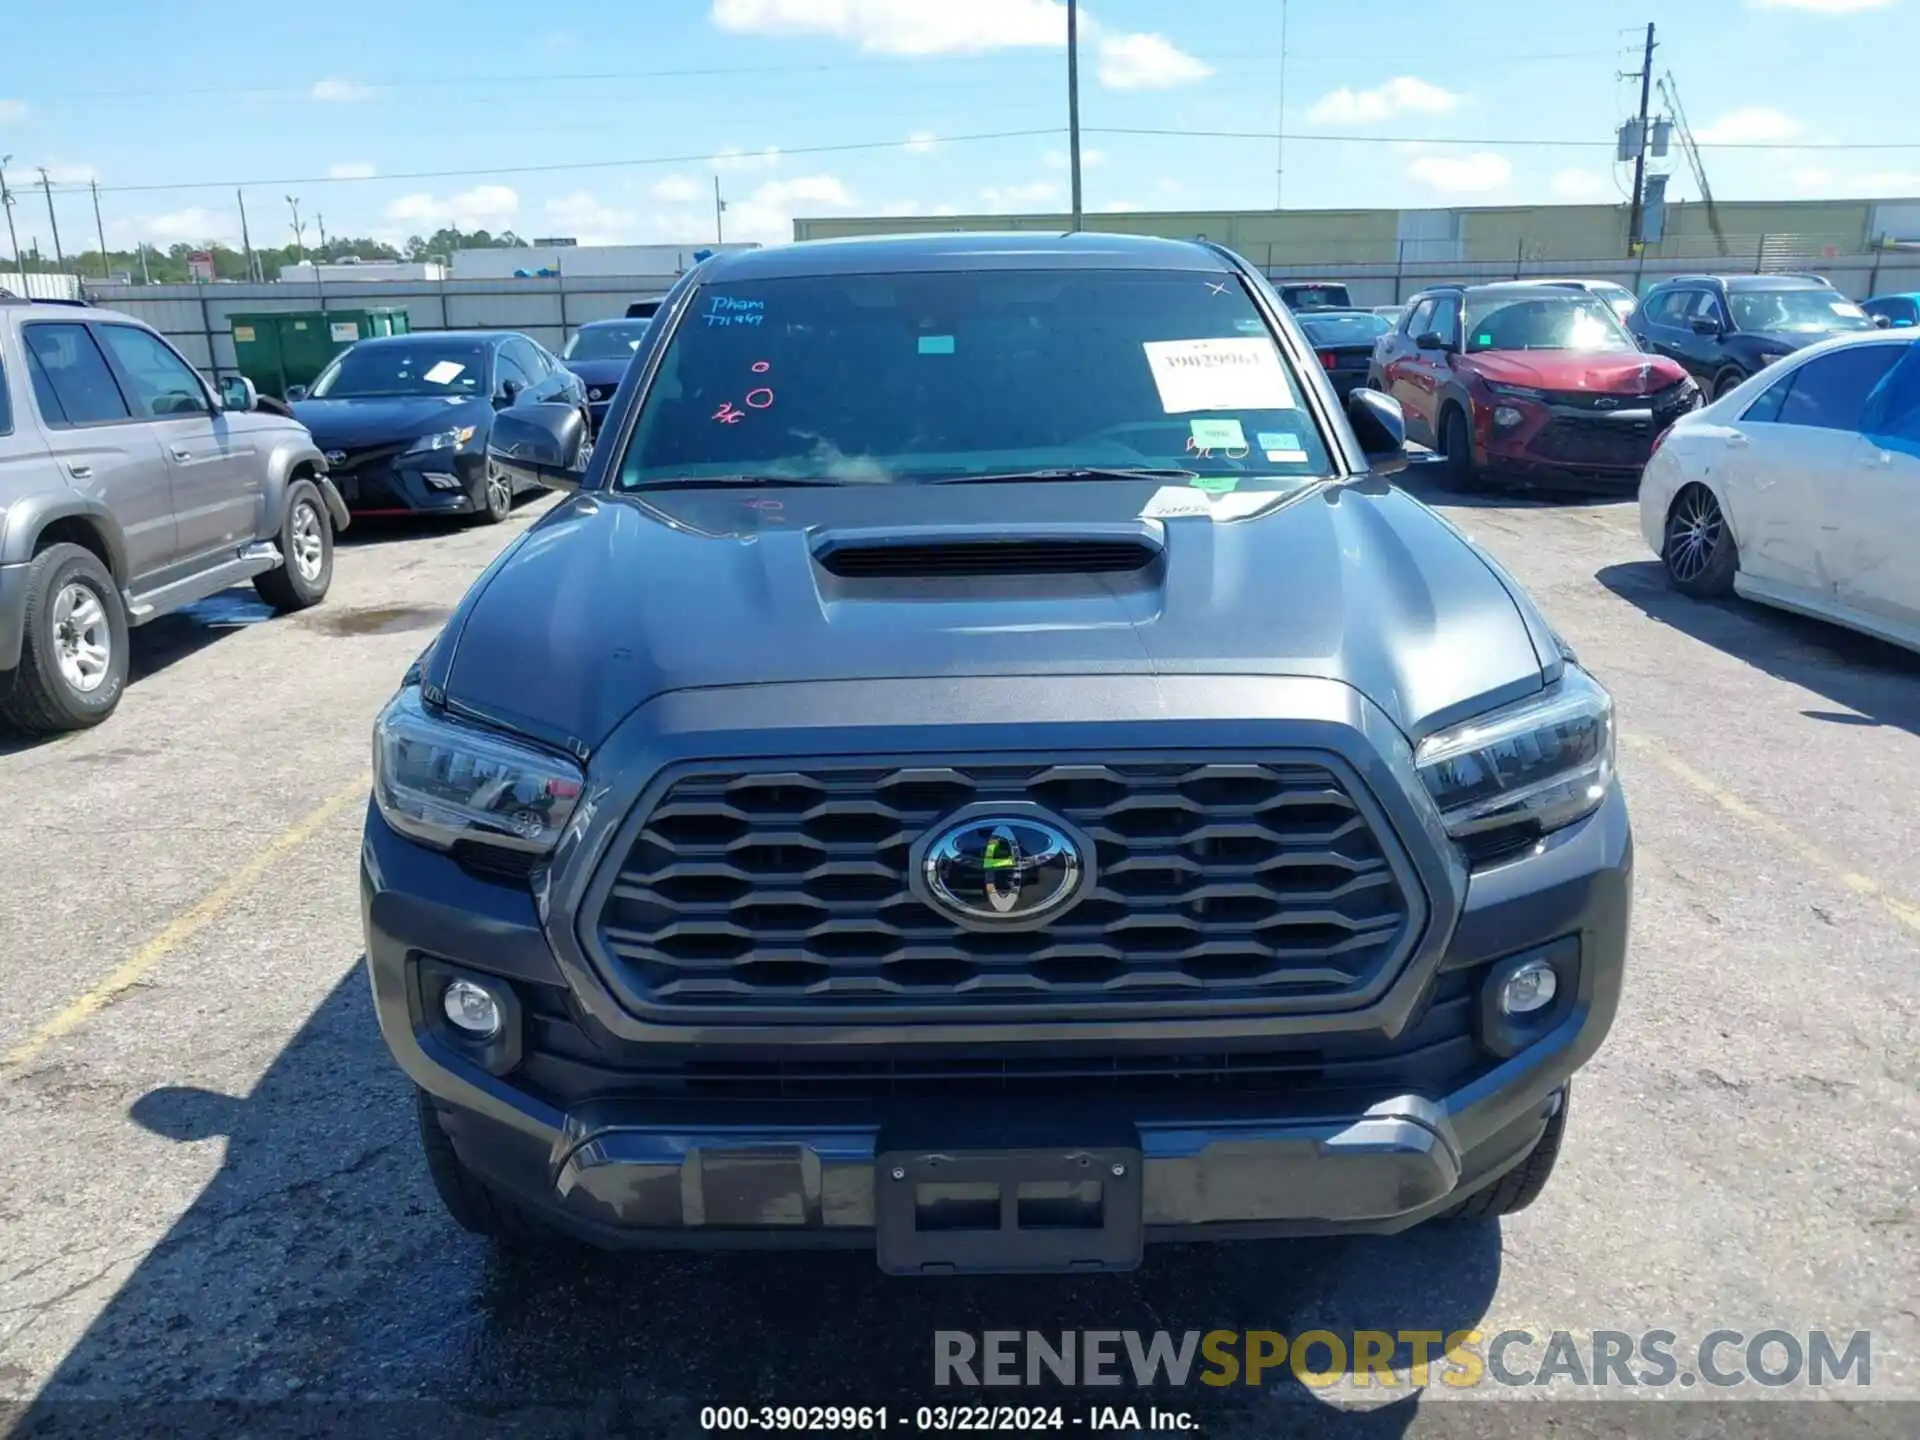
1, 475, 1917, 1438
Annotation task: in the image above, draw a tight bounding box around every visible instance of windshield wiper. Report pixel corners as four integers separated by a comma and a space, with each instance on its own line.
931, 466, 1201, 485
628, 474, 845, 489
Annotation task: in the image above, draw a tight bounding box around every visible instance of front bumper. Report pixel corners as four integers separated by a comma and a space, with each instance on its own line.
330, 451, 487, 516
1478, 392, 1696, 484
360, 675, 1632, 1262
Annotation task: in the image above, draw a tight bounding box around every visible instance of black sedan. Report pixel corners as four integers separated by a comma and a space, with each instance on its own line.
560, 317, 652, 434
1295, 308, 1393, 399
290, 331, 588, 524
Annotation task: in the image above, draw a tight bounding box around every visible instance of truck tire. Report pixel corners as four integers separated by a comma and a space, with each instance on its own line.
0, 543, 131, 734
253, 479, 333, 612
1444, 1085, 1568, 1220
414, 1088, 548, 1245
1441, 406, 1480, 489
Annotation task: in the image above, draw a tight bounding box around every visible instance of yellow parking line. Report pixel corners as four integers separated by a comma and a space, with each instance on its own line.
1, 774, 371, 1072
1621, 732, 1920, 935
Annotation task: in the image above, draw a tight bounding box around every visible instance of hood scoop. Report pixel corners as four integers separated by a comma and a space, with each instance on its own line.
813, 523, 1163, 579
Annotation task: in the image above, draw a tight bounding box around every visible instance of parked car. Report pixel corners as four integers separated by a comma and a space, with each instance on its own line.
1640, 330, 1920, 652
1276, 280, 1352, 312
1373, 303, 1407, 328
1627, 273, 1878, 401
1862, 293, 1919, 329
1294, 307, 1392, 398
1370, 282, 1697, 487
289, 331, 588, 525
1530, 278, 1640, 322
560, 317, 652, 435
364, 232, 1629, 1267
0, 296, 346, 733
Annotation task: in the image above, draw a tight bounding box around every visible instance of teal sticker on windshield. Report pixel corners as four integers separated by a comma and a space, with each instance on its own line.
918, 334, 955, 355
1191, 474, 1239, 494
1189, 418, 1247, 449
1477, 333, 1492, 347
1256, 432, 1300, 453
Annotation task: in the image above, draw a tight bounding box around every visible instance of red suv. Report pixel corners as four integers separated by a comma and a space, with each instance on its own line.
1368, 282, 1699, 487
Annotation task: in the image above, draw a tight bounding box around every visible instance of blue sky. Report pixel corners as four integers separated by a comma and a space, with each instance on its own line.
3, 0, 1916, 257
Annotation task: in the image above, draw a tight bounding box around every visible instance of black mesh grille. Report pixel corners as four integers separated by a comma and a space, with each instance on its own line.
1526, 418, 1655, 467
817, 540, 1157, 578
594, 757, 1419, 1019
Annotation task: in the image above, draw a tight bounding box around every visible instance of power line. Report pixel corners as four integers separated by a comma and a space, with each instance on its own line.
85, 128, 1064, 196
1084, 126, 1920, 152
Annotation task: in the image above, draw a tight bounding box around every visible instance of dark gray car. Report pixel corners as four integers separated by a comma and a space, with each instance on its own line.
0, 297, 348, 732
362, 233, 1630, 1273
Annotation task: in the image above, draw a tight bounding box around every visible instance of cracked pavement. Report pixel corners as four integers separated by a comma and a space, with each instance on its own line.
0, 477, 1916, 1438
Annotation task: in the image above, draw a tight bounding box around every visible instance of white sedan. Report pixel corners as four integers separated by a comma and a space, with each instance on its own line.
1638, 329, 1920, 653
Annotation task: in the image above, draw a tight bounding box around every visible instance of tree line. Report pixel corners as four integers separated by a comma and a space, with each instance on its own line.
2, 227, 528, 285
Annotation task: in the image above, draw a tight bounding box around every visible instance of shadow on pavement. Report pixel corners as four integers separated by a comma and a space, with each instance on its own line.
12, 967, 1505, 1438
1597, 561, 1920, 736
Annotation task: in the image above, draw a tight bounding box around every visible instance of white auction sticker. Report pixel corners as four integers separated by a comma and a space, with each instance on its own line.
1831, 301, 1865, 318
1143, 338, 1294, 414
423, 360, 466, 385
1141, 485, 1291, 522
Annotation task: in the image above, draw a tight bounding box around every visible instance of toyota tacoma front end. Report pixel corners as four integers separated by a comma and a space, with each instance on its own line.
360, 233, 1630, 1274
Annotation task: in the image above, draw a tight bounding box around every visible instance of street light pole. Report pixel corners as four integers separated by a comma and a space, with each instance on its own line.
0, 157, 25, 292
1066, 0, 1084, 231
714, 175, 726, 245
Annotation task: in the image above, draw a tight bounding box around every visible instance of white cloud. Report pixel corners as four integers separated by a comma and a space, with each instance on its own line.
310, 77, 372, 103
652, 174, 703, 202
727, 174, 856, 242
1548, 168, 1608, 200
327, 161, 377, 180
541, 190, 644, 246
147, 207, 232, 245
387, 184, 519, 231
1694, 107, 1803, 145
1096, 199, 1141, 212
39, 162, 98, 185
0, 99, 26, 124
1096, 33, 1211, 89
1042, 148, 1106, 169
713, 0, 1062, 54
879, 199, 921, 216
932, 203, 961, 216
979, 180, 1061, 208
1748, 0, 1891, 11
713, 146, 781, 172
905, 131, 940, 152
1308, 76, 1461, 126
1406, 151, 1512, 194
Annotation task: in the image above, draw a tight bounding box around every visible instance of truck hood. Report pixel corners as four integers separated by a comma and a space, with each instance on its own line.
1461, 350, 1687, 394
435, 480, 1548, 754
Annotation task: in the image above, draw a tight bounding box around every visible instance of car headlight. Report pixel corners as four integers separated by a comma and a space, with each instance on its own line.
1484, 381, 1547, 401
372, 688, 583, 855
406, 425, 477, 454
1415, 666, 1615, 842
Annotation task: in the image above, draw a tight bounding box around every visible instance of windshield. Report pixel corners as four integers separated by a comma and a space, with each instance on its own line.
617, 269, 1335, 489
1730, 288, 1875, 335
308, 340, 490, 398
1283, 285, 1350, 311
1465, 295, 1638, 353
1299, 312, 1391, 346
564, 322, 651, 361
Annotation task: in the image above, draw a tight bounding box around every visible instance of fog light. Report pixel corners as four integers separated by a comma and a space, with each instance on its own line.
422, 472, 462, 490
1493, 405, 1524, 428
1499, 960, 1558, 1016
442, 979, 502, 1038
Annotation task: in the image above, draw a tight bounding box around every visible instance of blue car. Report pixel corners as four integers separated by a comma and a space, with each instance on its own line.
561, 317, 652, 434
1863, 293, 1920, 329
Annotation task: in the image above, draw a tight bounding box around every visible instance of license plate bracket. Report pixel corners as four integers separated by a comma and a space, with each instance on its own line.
875, 1145, 1143, 1276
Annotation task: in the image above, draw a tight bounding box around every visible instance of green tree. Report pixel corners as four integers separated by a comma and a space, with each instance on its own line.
403, 226, 526, 261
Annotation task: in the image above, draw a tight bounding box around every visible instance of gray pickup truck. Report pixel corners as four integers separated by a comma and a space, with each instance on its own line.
0, 297, 348, 733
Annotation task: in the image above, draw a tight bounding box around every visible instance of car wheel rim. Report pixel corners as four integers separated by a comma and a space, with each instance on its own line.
290, 502, 325, 582
52, 581, 112, 694
488, 470, 512, 515
1666, 488, 1723, 582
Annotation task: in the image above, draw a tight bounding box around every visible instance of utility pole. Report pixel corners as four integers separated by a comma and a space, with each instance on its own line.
286, 194, 305, 263
37, 168, 65, 270
90, 178, 109, 279
137, 242, 150, 285
1066, 0, 1084, 231
316, 212, 328, 257
0, 157, 24, 292
713, 176, 726, 244
1624, 22, 1656, 256
1275, 0, 1290, 209
237, 189, 258, 281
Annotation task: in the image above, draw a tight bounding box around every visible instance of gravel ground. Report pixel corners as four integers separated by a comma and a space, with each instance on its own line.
0, 474, 1915, 1439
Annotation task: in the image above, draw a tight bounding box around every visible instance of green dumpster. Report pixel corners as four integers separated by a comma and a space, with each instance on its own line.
229, 307, 412, 398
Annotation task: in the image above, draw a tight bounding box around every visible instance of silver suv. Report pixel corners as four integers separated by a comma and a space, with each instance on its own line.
0, 297, 348, 732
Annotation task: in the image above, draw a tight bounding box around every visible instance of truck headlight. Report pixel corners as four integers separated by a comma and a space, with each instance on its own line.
372, 688, 583, 855
405, 426, 476, 454
1414, 666, 1614, 842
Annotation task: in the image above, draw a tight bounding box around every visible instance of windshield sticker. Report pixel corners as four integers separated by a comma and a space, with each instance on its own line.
1831, 301, 1865, 317
1189, 418, 1247, 450
1142, 485, 1290, 522
1266, 448, 1310, 464
1256, 431, 1300, 453
423, 361, 465, 385
1476, 334, 1493, 347
706, 295, 766, 328
1234, 318, 1266, 333
1143, 338, 1294, 414
918, 335, 956, 355
1191, 474, 1239, 494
